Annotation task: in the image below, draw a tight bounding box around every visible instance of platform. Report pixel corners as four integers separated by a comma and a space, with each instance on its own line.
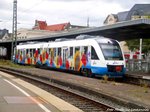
0, 71, 83, 112
1, 66, 149, 109
125, 72, 150, 87
0, 65, 150, 110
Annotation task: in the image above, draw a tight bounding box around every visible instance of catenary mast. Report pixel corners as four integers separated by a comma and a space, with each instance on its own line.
11, 0, 17, 61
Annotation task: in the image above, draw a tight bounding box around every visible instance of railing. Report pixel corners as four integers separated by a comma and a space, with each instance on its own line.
126, 59, 150, 73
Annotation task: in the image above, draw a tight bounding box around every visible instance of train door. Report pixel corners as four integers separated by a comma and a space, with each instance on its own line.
74, 46, 80, 71
88, 46, 91, 65
62, 47, 68, 68
81, 46, 91, 67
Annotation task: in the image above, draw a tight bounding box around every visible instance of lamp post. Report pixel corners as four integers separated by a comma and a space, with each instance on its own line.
11, 0, 17, 62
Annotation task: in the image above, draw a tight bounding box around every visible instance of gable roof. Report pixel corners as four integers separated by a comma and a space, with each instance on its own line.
0, 29, 9, 39
126, 4, 150, 20
117, 11, 129, 22
33, 20, 70, 31
104, 4, 150, 24
37, 21, 47, 30
33, 20, 47, 30
103, 14, 118, 24
46, 22, 70, 31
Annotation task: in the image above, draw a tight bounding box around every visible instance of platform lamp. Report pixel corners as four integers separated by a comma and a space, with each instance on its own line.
11, 0, 17, 62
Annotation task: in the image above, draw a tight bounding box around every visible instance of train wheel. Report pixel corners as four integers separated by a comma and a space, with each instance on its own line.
87, 69, 94, 78
81, 68, 88, 77
79, 68, 83, 76
35, 62, 41, 68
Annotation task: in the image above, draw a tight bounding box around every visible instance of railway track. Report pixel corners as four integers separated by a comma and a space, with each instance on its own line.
0, 67, 147, 111
0, 67, 116, 112
40, 66, 150, 88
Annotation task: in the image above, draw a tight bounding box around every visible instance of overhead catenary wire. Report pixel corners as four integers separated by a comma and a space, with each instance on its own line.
21, 0, 47, 13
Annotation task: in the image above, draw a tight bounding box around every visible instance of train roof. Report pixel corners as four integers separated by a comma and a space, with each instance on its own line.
17, 35, 118, 49
18, 35, 102, 45
19, 41, 47, 45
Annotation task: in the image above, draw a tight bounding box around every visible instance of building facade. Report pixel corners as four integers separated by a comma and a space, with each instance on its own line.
16, 20, 87, 40
0, 29, 11, 41
104, 4, 150, 25
103, 4, 150, 53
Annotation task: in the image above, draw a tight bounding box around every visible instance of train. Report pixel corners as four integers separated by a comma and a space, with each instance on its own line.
14, 35, 126, 78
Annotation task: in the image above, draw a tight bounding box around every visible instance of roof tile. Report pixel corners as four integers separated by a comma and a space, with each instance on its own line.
34, 20, 70, 31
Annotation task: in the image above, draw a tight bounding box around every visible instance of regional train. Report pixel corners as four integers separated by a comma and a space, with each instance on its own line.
14, 35, 126, 78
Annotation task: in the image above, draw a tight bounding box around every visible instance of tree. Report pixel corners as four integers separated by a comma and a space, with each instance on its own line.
125, 39, 150, 55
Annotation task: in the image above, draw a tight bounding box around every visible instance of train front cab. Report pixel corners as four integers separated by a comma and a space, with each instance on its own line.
90, 39, 126, 78
90, 65, 126, 78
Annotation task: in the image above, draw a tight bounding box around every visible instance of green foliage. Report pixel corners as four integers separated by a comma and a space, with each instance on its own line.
125, 39, 150, 54
0, 59, 32, 68
101, 75, 108, 83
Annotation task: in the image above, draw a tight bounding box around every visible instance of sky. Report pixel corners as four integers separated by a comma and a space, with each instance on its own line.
0, 0, 150, 32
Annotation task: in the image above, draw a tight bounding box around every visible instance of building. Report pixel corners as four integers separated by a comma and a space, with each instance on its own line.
17, 28, 58, 40
33, 20, 71, 31
17, 20, 87, 40
32, 20, 87, 31
104, 4, 150, 25
103, 4, 150, 53
0, 29, 11, 41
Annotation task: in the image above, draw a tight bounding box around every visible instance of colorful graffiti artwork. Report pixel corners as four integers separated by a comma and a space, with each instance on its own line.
74, 51, 82, 71
81, 53, 87, 66
16, 47, 90, 71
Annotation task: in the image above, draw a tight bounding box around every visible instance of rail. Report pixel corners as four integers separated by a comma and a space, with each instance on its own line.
0, 66, 146, 111
0, 67, 117, 112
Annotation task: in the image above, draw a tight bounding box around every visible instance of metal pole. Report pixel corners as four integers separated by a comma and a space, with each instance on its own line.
11, 0, 17, 62
11, 33, 14, 61
14, 0, 17, 49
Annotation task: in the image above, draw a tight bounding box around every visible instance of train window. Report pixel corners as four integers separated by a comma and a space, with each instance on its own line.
58, 48, 61, 56
75, 47, 80, 53
50, 48, 54, 59
23, 49, 25, 58
91, 46, 99, 60
26, 49, 29, 54
46, 48, 49, 54
44, 48, 46, 53
99, 43, 123, 60
54, 48, 56, 57
33, 49, 35, 56
28, 49, 30, 57
38, 49, 40, 54
48, 48, 51, 55
81, 46, 88, 56
30, 49, 33, 57
20, 50, 22, 55
84, 46, 88, 54
18, 50, 20, 55
70, 47, 73, 57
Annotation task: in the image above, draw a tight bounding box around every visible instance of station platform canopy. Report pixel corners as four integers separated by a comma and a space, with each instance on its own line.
2, 19, 150, 43
90, 19, 150, 41
28, 19, 150, 41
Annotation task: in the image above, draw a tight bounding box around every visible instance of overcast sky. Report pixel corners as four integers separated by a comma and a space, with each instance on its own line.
0, 0, 150, 32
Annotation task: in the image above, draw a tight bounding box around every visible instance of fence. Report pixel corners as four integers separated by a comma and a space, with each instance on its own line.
126, 59, 150, 73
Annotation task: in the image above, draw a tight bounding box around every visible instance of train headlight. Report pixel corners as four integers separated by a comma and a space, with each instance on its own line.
115, 66, 122, 72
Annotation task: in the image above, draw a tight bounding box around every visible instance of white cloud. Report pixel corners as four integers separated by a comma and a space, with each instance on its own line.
17, 0, 124, 26
0, 0, 150, 32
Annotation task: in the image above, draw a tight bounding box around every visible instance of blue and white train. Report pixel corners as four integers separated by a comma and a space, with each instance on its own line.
15, 35, 126, 78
